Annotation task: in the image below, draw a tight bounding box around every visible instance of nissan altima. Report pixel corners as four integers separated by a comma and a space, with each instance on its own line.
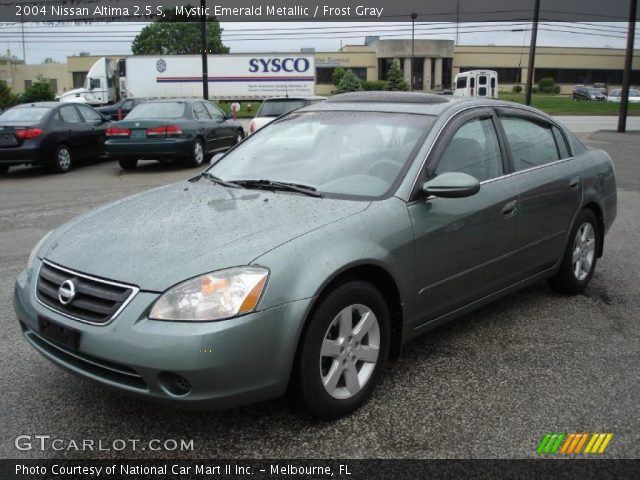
14, 92, 617, 419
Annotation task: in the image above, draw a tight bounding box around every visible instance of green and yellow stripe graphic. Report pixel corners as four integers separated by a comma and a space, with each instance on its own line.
537, 433, 613, 455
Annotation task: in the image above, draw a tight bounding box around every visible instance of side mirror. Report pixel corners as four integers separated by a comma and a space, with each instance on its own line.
423, 172, 480, 199
209, 153, 224, 165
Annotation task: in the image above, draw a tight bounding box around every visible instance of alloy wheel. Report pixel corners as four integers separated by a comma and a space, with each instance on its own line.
319, 304, 380, 400
193, 141, 204, 165
57, 147, 71, 171
572, 222, 596, 281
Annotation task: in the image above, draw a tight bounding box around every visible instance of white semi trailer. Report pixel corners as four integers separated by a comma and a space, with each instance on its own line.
58, 54, 316, 105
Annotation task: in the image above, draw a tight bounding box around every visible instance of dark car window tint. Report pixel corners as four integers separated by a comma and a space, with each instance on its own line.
193, 102, 211, 120
204, 102, 225, 120
60, 106, 82, 123
552, 126, 570, 159
435, 117, 503, 182
456, 77, 467, 89
0, 107, 50, 121
501, 116, 560, 171
121, 100, 134, 109
126, 102, 185, 119
77, 105, 101, 123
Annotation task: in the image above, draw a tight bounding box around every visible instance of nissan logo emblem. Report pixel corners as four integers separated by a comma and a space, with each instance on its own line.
58, 279, 76, 305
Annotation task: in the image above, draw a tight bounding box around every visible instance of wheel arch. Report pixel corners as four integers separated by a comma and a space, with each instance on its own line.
582, 201, 605, 257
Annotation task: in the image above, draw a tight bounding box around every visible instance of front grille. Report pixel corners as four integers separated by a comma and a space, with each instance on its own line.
23, 326, 147, 390
36, 261, 137, 325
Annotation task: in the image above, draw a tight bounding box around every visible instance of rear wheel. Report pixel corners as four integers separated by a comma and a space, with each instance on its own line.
548, 209, 600, 294
186, 138, 205, 167
118, 158, 138, 170
295, 280, 390, 419
52, 145, 72, 173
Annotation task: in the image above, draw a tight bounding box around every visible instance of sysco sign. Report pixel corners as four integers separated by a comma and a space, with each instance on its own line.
248, 57, 311, 73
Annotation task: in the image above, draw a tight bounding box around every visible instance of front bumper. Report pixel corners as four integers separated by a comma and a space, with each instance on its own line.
105, 138, 192, 160
14, 260, 312, 409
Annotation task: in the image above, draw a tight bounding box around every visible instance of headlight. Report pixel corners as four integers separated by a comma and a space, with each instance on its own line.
27, 230, 53, 271
591, 95, 596, 99
149, 267, 269, 321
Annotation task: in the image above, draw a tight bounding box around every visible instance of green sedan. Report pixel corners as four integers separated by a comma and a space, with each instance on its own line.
14, 92, 616, 419
105, 98, 245, 170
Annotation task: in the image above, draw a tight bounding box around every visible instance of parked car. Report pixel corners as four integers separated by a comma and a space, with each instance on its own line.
105, 98, 244, 170
15, 92, 616, 419
0, 102, 109, 174
592, 82, 607, 95
248, 96, 327, 134
573, 86, 606, 101
96, 97, 148, 120
606, 88, 640, 103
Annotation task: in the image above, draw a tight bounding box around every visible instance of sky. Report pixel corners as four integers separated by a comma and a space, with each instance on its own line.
0, 21, 636, 64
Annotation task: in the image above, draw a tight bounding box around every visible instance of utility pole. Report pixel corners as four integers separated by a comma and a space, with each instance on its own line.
21, 12, 26, 63
200, 0, 209, 100
618, 0, 637, 133
410, 12, 417, 92
525, 0, 540, 106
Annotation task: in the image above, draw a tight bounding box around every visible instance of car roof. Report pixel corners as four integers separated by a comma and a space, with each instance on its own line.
14, 102, 61, 108
301, 91, 558, 122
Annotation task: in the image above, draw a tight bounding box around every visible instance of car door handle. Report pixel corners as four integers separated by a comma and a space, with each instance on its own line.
569, 176, 581, 190
501, 200, 518, 217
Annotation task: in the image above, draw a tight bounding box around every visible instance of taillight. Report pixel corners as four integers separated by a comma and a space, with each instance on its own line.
249, 121, 256, 134
106, 127, 131, 137
15, 128, 42, 139
146, 125, 183, 137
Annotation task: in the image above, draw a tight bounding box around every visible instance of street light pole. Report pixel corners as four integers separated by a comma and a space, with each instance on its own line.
525, 0, 540, 106
618, 0, 637, 133
410, 12, 417, 92
200, 0, 209, 100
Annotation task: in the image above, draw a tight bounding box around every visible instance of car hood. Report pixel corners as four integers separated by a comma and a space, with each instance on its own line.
41, 180, 369, 291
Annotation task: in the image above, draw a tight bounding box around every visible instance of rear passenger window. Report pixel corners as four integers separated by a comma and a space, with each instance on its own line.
501, 116, 560, 171
435, 117, 503, 182
59, 106, 82, 123
193, 102, 210, 120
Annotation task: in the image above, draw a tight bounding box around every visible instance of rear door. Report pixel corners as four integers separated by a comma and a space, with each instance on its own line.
58, 105, 90, 159
192, 101, 218, 153
496, 108, 581, 277
204, 102, 235, 148
408, 108, 521, 325
75, 104, 107, 157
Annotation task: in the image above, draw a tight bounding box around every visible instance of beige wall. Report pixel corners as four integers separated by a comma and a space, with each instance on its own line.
315, 51, 379, 95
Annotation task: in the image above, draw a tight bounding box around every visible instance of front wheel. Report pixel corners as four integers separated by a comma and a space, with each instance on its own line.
186, 138, 205, 168
295, 280, 390, 419
548, 209, 600, 294
52, 145, 72, 173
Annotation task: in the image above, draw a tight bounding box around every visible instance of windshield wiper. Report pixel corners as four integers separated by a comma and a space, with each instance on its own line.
190, 172, 241, 188
231, 179, 323, 197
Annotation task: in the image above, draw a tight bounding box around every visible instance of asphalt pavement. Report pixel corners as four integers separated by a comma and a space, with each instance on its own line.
0, 122, 639, 459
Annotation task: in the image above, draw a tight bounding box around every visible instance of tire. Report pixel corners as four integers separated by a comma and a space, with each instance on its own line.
295, 280, 390, 419
235, 130, 244, 145
51, 145, 72, 173
186, 138, 205, 168
548, 209, 600, 295
118, 158, 138, 170
0, 165, 9, 175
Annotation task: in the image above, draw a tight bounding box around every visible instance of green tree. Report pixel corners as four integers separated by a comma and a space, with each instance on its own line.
0, 80, 18, 110
331, 67, 347, 88
386, 60, 409, 91
42, 57, 58, 64
19, 77, 54, 103
132, 7, 229, 55
78, 52, 91, 56
336, 70, 363, 94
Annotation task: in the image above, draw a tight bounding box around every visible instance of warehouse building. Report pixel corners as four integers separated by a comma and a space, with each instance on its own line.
4, 39, 639, 97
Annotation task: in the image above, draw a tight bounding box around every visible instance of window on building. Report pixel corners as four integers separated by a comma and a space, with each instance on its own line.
317, 67, 367, 84
534, 68, 640, 85
460, 67, 521, 84
72, 71, 87, 88
442, 58, 453, 89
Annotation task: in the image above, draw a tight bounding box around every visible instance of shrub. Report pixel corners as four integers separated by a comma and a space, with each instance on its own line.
512, 85, 523, 93
19, 79, 54, 103
336, 70, 363, 93
362, 80, 389, 91
331, 67, 347, 88
386, 60, 409, 91
531, 86, 539, 94
0, 80, 18, 110
538, 77, 558, 94
552, 85, 561, 94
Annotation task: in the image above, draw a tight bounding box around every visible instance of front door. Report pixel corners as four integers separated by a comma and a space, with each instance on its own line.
408, 108, 521, 326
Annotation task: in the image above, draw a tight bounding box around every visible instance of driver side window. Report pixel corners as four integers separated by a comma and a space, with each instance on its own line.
435, 117, 503, 182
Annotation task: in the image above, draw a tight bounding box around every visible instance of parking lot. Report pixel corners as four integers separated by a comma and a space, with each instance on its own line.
1, 123, 639, 459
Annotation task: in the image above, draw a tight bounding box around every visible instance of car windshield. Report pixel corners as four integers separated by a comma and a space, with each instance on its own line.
257, 99, 309, 117
0, 107, 51, 122
208, 111, 434, 199
587, 88, 602, 94
126, 102, 185, 119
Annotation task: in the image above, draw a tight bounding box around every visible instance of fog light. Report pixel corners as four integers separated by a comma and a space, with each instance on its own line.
158, 372, 192, 396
